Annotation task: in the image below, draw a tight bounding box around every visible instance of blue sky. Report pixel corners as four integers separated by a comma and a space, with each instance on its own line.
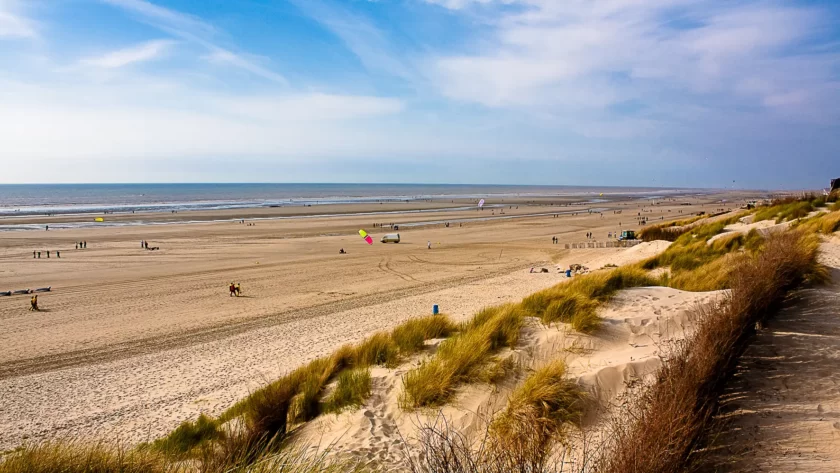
0, 0, 838, 188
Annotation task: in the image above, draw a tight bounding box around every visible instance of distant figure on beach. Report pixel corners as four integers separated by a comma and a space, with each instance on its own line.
56, 251, 60, 258
37, 251, 41, 259
29, 295, 38, 311
75, 243, 78, 250
33, 250, 36, 258
83, 241, 87, 249
235, 283, 241, 296
45, 225, 49, 231
339, 248, 346, 254
229, 282, 236, 297
47, 251, 50, 258
427, 241, 432, 250
141, 240, 144, 248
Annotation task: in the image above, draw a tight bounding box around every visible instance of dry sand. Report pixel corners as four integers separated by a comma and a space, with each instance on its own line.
0, 194, 744, 449
709, 236, 840, 472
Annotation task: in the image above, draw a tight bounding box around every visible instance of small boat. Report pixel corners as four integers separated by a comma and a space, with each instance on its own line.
0, 291, 10, 297
13, 289, 31, 295
34, 287, 51, 293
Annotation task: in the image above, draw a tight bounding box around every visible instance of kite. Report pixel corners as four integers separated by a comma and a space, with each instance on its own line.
478, 199, 485, 208
94, 217, 104, 222
359, 229, 373, 245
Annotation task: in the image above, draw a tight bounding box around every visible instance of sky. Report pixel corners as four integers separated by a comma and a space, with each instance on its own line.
0, 0, 838, 189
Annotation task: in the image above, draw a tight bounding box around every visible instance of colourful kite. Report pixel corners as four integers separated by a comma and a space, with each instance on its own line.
478, 199, 485, 208
359, 229, 373, 245
94, 217, 104, 222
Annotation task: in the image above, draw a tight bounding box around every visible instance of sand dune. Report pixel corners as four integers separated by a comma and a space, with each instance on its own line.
295, 285, 722, 467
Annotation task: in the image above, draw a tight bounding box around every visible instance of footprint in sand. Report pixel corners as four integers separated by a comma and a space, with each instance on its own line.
834, 422, 840, 430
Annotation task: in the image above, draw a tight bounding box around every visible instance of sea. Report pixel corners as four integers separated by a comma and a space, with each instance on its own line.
0, 183, 702, 230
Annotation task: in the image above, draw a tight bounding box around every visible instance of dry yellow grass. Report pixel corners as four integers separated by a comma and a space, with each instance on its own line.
400, 304, 524, 409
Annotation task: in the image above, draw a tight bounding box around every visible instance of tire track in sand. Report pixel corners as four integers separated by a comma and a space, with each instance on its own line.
0, 262, 523, 380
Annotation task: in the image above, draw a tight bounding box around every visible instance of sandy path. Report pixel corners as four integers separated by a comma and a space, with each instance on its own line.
710, 238, 840, 471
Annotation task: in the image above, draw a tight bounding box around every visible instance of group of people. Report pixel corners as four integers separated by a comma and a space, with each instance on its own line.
29, 295, 39, 311
33, 250, 60, 258
551, 236, 559, 244
75, 241, 87, 249
228, 282, 242, 297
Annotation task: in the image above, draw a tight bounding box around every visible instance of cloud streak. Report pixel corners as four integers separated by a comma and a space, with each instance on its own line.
0, 0, 36, 38
99, 0, 288, 84
80, 40, 174, 68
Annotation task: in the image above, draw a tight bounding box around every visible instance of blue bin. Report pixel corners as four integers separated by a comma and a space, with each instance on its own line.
566, 269, 572, 277
433, 304, 439, 315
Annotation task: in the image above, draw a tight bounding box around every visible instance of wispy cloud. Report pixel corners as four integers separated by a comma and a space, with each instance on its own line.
0, 0, 36, 38
204, 49, 289, 86
80, 40, 173, 68
99, 0, 288, 84
426, 0, 839, 128
289, 0, 416, 81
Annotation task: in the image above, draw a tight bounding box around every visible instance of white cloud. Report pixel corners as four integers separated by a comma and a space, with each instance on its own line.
204, 49, 289, 85
289, 0, 416, 81
0, 0, 36, 38
426, 0, 838, 127
80, 40, 173, 68
99, 0, 288, 84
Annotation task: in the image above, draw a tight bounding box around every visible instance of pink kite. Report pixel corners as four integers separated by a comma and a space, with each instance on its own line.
359, 229, 373, 245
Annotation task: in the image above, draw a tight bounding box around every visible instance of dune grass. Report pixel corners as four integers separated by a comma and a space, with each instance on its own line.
638, 214, 709, 242
150, 315, 455, 458
0, 440, 373, 473
400, 304, 524, 409
522, 266, 658, 332
641, 219, 764, 292
600, 230, 827, 473
148, 413, 221, 456
0, 443, 168, 473
323, 368, 372, 414
795, 210, 840, 235
753, 195, 827, 223
492, 360, 587, 448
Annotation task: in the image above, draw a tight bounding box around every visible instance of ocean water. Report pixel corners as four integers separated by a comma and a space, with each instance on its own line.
0, 183, 702, 231
0, 183, 689, 217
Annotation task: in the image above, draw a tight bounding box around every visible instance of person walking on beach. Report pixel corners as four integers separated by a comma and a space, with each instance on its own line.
235, 283, 241, 297
56, 251, 60, 258
229, 282, 236, 297
427, 241, 432, 250
37, 251, 41, 259
29, 295, 38, 311
83, 241, 87, 249
33, 250, 36, 258
46, 251, 50, 258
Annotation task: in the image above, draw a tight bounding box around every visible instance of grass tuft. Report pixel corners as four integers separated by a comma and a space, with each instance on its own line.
150, 413, 221, 456
323, 368, 372, 414
400, 305, 523, 409
524, 266, 657, 332
492, 360, 587, 448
